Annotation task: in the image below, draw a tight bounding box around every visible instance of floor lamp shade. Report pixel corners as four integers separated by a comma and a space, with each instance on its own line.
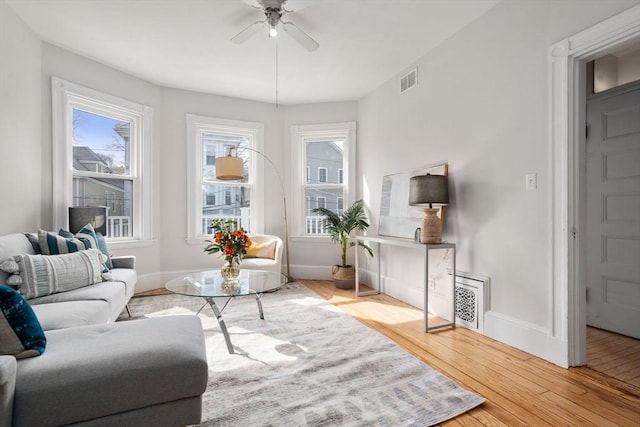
409, 174, 449, 244
215, 156, 244, 180
68, 206, 107, 235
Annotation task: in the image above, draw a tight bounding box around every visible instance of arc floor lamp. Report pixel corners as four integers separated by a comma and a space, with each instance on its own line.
215, 147, 291, 282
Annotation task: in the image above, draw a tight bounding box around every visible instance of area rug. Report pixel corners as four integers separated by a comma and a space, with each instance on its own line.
122, 282, 484, 426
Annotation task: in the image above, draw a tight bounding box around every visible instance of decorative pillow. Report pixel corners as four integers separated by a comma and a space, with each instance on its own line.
0, 285, 46, 359
24, 233, 42, 254
58, 224, 112, 271
94, 232, 113, 270
245, 239, 276, 259
12, 249, 105, 300
38, 229, 86, 255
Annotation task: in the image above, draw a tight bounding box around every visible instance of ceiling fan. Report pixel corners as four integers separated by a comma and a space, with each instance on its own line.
231, 0, 319, 52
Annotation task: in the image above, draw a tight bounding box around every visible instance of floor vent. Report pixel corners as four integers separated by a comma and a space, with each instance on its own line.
455, 271, 490, 334
400, 67, 418, 93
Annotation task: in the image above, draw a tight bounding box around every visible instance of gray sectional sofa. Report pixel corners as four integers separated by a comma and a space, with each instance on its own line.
0, 233, 136, 332
0, 232, 209, 427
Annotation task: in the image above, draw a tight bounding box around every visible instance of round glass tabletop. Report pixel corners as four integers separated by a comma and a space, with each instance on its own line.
165, 269, 286, 298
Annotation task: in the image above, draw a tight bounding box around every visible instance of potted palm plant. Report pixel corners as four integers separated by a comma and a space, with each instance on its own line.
312, 199, 373, 289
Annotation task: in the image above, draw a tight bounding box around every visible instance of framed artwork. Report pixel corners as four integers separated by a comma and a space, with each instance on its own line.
378, 162, 448, 239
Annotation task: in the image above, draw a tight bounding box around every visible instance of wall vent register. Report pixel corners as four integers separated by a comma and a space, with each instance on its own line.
400, 67, 418, 93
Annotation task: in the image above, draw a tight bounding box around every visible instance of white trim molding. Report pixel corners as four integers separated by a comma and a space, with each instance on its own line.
51, 77, 154, 244
290, 121, 357, 238
548, 4, 640, 367
185, 114, 265, 242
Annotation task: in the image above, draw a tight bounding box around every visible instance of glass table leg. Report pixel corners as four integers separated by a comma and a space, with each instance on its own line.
205, 297, 234, 354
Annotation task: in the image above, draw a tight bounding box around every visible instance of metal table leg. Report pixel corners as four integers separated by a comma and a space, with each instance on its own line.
255, 293, 264, 319
204, 297, 234, 354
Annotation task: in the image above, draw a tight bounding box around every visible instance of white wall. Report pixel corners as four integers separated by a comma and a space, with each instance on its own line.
3, 0, 638, 366
282, 102, 358, 279
33, 41, 357, 291
357, 0, 639, 361
39, 43, 164, 288
0, 1, 41, 234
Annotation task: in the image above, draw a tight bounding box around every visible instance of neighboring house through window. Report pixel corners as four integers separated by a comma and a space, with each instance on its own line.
291, 122, 356, 236
186, 114, 264, 241
52, 77, 153, 244
318, 167, 328, 183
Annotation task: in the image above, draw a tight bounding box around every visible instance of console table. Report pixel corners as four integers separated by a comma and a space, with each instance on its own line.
355, 235, 456, 332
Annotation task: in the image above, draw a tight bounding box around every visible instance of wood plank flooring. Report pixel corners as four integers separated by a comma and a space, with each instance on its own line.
587, 326, 640, 390
300, 280, 640, 426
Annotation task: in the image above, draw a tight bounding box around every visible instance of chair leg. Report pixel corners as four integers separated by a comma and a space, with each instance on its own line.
126, 304, 132, 318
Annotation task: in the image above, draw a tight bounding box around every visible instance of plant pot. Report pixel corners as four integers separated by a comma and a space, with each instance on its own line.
332, 265, 355, 289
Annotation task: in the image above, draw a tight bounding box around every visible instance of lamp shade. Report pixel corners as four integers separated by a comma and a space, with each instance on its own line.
409, 174, 449, 206
215, 156, 244, 181
68, 206, 107, 235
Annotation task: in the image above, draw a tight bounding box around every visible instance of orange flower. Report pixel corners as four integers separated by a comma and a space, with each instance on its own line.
204, 219, 251, 264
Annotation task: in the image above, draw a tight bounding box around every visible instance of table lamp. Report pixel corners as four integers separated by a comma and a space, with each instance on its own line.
409, 173, 449, 244
68, 206, 107, 235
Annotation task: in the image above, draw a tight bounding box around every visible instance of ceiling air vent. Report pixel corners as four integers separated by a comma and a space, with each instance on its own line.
400, 67, 418, 93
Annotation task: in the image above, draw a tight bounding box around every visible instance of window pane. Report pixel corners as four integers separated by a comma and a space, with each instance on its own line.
202, 184, 251, 234
203, 133, 250, 182
305, 187, 341, 235
305, 140, 343, 184
72, 109, 130, 175
72, 177, 132, 238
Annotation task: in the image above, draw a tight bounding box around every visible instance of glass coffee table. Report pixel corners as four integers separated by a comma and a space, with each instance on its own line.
165, 269, 286, 354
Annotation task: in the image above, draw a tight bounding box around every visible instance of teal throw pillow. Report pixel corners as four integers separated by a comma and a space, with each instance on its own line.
56, 224, 112, 271
0, 285, 46, 359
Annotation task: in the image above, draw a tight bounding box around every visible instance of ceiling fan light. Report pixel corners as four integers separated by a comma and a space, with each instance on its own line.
269, 26, 278, 37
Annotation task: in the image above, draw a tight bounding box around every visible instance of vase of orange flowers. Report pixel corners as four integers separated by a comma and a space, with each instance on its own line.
204, 219, 252, 281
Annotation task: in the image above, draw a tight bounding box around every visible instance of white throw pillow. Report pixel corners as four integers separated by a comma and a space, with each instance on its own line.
12, 249, 105, 299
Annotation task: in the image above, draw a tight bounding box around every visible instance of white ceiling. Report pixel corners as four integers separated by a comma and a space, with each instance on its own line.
6, 0, 500, 105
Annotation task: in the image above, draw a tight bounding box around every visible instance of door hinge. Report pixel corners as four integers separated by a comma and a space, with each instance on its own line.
586, 287, 589, 302
585, 125, 589, 139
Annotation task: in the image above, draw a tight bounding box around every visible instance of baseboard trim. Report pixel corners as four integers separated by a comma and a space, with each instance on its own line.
485, 311, 568, 367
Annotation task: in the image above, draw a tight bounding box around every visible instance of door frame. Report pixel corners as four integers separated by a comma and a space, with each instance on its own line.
548, 4, 640, 367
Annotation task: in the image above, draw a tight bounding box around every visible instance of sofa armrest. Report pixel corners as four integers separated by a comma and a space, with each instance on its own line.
111, 255, 136, 269
0, 355, 17, 427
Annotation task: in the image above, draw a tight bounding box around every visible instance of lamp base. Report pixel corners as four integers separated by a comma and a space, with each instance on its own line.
420, 208, 442, 244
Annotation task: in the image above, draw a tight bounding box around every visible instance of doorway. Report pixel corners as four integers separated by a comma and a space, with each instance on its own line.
548, 4, 640, 369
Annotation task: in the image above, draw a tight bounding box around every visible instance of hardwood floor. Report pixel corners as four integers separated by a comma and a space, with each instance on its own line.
587, 327, 640, 390
300, 280, 640, 426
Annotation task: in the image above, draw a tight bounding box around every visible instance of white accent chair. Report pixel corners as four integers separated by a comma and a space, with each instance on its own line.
241, 234, 283, 275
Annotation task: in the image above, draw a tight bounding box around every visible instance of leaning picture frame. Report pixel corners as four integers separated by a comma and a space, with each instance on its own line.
378, 161, 448, 239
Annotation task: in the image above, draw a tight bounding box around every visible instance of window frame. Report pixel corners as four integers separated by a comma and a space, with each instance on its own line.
317, 196, 326, 209
51, 77, 153, 248
186, 114, 265, 243
318, 167, 328, 183
290, 122, 356, 238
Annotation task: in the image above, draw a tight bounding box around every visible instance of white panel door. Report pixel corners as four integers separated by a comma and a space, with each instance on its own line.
586, 83, 640, 339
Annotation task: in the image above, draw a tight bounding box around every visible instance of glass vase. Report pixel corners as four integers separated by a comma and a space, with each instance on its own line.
220, 261, 240, 282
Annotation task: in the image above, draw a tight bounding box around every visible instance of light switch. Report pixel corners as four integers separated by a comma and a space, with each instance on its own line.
525, 173, 537, 190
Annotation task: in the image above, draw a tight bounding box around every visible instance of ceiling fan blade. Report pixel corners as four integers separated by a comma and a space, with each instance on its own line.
231, 20, 266, 44
281, 21, 319, 52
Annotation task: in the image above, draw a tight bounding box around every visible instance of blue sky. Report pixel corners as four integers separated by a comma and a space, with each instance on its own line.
72, 109, 128, 168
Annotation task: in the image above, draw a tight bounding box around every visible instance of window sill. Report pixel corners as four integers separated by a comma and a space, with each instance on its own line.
106, 239, 155, 250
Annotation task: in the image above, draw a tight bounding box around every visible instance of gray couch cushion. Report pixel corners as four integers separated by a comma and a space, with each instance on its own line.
29, 280, 129, 323
14, 316, 208, 427
0, 356, 17, 427
31, 300, 110, 331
